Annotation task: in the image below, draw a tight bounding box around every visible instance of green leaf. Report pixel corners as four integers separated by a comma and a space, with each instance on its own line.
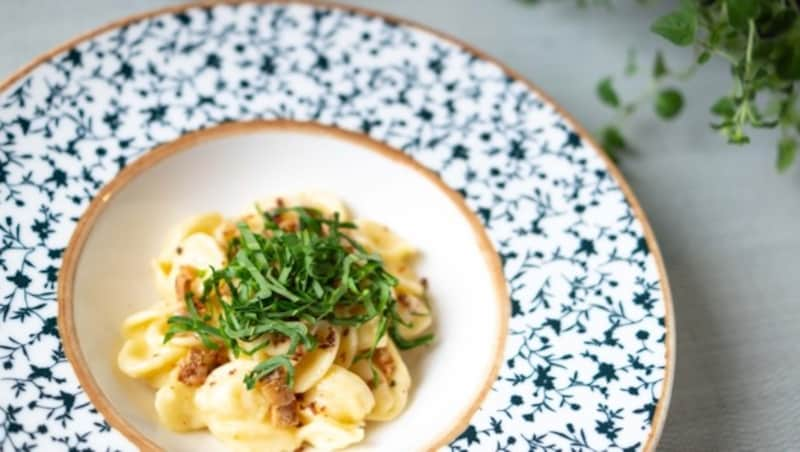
727, 129, 751, 145
708, 24, 723, 47
235, 249, 275, 299
654, 88, 684, 120
756, 10, 797, 39
596, 77, 620, 108
652, 51, 668, 78
390, 323, 434, 350
244, 355, 294, 389
776, 45, 800, 81
710, 119, 733, 131
711, 97, 736, 117
777, 137, 797, 172
697, 51, 711, 65
651, 9, 697, 46
600, 126, 626, 155
725, 0, 760, 30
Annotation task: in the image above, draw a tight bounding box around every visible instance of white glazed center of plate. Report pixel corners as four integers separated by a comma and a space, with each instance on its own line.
72, 126, 504, 451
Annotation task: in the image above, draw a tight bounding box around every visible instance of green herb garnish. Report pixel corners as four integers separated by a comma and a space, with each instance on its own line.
164, 206, 432, 389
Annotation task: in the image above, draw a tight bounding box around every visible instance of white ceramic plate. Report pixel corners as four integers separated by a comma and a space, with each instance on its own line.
0, 2, 674, 451
67, 122, 506, 451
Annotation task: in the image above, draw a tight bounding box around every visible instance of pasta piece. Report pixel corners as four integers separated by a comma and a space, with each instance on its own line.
153, 369, 205, 431
204, 419, 301, 452
161, 330, 202, 350
259, 322, 306, 357
117, 337, 184, 387
334, 327, 358, 368
293, 325, 340, 393
395, 273, 426, 298
171, 233, 226, 273
214, 214, 266, 246
156, 213, 224, 271
301, 365, 374, 424
352, 220, 417, 271
152, 260, 175, 304
393, 292, 433, 340
197, 361, 301, 451
351, 341, 411, 421
194, 360, 270, 422
214, 220, 237, 246
294, 192, 352, 221
255, 192, 351, 221
240, 213, 266, 234
165, 213, 224, 247
154, 232, 225, 306
117, 309, 189, 387
120, 306, 165, 339
355, 317, 389, 351
298, 417, 365, 450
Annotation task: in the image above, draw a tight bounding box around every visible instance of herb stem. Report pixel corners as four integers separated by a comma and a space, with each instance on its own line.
697, 41, 738, 65
744, 19, 755, 83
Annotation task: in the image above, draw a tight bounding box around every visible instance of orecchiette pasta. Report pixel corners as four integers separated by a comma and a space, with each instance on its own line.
298, 416, 365, 450
117, 306, 189, 387
301, 365, 375, 424
117, 194, 433, 451
154, 369, 205, 431
393, 292, 434, 340
205, 418, 301, 452
292, 325, 341, 393
194, 361, 271, 422
351, 341, 411, 422
334, 327, 359, 368
352, 220, 417, 271
356, 317, 390, 351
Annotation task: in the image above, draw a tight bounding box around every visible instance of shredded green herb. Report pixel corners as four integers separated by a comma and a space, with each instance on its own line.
163, 206, 433, 389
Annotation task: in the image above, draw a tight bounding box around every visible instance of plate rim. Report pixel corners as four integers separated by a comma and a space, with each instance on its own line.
0, 1, 675, 450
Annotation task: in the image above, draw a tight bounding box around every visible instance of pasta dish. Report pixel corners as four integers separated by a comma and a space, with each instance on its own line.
116, 193, 434, 451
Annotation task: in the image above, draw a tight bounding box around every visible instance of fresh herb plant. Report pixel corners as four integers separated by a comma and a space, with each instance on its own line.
164, 207, 432, 389
529, 0, 800, 171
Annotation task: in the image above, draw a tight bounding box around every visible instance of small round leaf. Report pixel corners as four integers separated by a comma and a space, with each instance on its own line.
651, 9, 697, 46
596, 78, 620, 108
654, 88, 684, 120
777, 138, 797, 172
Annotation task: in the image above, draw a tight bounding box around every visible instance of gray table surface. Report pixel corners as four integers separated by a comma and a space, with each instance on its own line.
3, 1, 798, 451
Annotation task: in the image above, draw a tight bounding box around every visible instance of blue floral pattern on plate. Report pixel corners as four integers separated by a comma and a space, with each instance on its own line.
0, 2, 672, 451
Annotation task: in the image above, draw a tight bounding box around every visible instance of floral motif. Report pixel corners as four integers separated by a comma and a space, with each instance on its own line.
0, 3, 668, 451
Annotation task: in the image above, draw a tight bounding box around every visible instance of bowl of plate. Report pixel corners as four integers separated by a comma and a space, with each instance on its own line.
58, 121, 508, 451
